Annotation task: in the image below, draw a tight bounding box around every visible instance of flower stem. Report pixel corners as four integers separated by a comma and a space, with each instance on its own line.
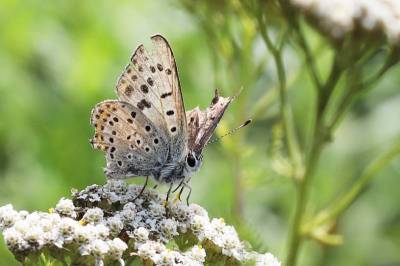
285, 118, 324, 266
285, 37, 344, 266
257, 11, 303, 178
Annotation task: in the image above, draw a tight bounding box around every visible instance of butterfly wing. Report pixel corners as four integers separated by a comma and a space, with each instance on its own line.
115, 35, 187, 163
186, 90, 232, 155
90, 100, 169, 178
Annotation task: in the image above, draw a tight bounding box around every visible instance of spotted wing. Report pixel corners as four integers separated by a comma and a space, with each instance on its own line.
90, 100, 169, 178
186, 90, 232, 155
115, 35, 187, 162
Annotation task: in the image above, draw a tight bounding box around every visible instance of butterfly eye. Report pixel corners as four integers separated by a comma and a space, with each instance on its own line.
186, 154, 196, 168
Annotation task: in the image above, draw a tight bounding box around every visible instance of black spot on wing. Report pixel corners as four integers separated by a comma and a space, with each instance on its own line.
161, 91, 173, 98
140, 84, 149, 93
125, 85, 134, 96
147, 77, 154, 86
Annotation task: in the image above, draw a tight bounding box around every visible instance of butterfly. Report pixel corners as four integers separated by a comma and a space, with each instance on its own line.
90, 35, 232, 198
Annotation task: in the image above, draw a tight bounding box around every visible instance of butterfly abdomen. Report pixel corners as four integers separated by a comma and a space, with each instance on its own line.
151, 161, 185, 184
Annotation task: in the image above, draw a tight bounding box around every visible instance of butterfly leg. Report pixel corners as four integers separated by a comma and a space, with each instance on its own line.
172, 180, 184, 193
165, 182, 173, 203
183, 182, 192, 206
164, 183, 174, 216
178, 180, 192, 206
173, 177, 190, 203
177, 186, 184, 202
172, 180, 185, 204
133, 176, 149, 201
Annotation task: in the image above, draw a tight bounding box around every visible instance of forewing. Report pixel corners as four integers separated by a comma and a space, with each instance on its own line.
90, 100, 169, 179
187, 91, 232, 155
115, 35, 187, 162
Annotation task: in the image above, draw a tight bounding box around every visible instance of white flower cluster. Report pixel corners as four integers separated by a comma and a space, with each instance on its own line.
190, 215, 246, 260
135, 240, 206, 266
0, 202, 127, 265
291, 0, 400, 44
0, 181, 280, 265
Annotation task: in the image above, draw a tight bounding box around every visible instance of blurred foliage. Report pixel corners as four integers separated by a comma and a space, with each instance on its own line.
1, 0, 400, 265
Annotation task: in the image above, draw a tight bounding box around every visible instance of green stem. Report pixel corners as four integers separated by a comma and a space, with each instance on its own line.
304, 140, 400, 233
257, 11, 303, 178
250, 42, 327, 121
285, 31, 343, 266
280, 0, 322, 91
327, 49, 398, 133
360, 48, 399, 88
294, 25, 322, 91
318, 56, 341, 115
326, 89, 356, 132
285, 111, 325, 266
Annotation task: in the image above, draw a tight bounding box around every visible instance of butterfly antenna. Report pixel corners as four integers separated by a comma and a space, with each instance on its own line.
231, 86, 244, 101
207, 119, 252, 145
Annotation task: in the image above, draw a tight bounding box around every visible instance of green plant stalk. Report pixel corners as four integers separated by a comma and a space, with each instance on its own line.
257, 12, 303, 179
250, 41, 327, 121
280, 0, 322, 92
304, 140, 400, 234
327, 49, 398, 133
250, 49, 309, 121
285, 115, 324, 266
285, 37, 344, 266
293, 23, 322, 91
285, 69, 343, 266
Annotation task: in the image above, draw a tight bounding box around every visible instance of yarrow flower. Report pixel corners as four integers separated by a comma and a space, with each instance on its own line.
107, 238, 128, 260
82, 207, 104, 224
291, 0, 400, 44
137, 241, 157, 260
160, 218, 178, 239
0, 205, 20, 230
74, 224, 94, 245
0, 181, 280, 265
55, 198, 76, 218
254, 252, 281, 266
3, 228, 26, 251
59, 217, 78, 240
107, 216, 124, 236
186, 245, 206, 263
132, 226, 149, 243
156, 250, 175, 266
89, 239, 109, 258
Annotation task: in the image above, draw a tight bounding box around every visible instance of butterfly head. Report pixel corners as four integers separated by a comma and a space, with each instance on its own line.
184, 150, 203, 174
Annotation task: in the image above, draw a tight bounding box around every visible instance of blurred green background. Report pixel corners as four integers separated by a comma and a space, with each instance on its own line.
1, 1, 400, 265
